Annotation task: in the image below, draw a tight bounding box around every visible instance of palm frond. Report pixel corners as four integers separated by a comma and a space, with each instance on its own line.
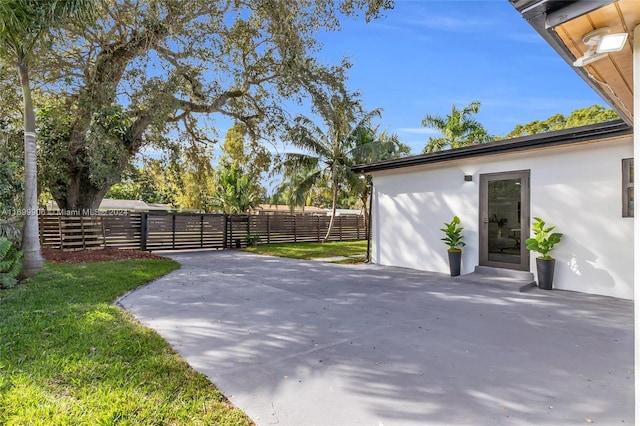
421, 114, 447, 131
281, 152, 320, 171
423, 137, 448, 153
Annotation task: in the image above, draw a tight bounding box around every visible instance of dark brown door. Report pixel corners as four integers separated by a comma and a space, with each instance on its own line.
479, 171, 530, 271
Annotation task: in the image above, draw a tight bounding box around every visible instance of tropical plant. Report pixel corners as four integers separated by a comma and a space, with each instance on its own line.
422, 101, 493, 153
245, 234, 261, 247
0, 0, 94, 278
211, 165, 261, 214
272, 165, 319, 213
440, 216, 465, 252
282, 92, 382, 241
347, 126, 410, 235
0, 237, 23, 289
0, 217, 22, 247
525, 217, 563, 260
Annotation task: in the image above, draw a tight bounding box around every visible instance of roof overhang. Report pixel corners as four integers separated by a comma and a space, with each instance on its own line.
510, 0, 638, 125
352, 119, 631, 174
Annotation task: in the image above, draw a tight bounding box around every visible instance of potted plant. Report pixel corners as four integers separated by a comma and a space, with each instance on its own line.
441, 215, 465, 276
525, 217, 563, 290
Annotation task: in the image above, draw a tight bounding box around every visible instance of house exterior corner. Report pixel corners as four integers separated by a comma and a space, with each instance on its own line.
370, 135, 633, 300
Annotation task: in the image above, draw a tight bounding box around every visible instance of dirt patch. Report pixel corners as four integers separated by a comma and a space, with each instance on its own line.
42, 248, 167, 264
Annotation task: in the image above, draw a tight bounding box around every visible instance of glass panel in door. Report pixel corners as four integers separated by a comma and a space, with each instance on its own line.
487, 178, 522, 265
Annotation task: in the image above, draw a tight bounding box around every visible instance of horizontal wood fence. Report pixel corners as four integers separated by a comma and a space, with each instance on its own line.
39, 212, 366, 251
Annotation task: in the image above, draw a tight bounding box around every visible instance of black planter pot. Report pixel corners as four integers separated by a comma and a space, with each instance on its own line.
536, 258, 556, 290
448, 250, 462, 277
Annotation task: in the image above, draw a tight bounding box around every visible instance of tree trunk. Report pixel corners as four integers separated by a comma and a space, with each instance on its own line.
322, 178, 339, 242
17, 61, 44, 279
53, 168, 109, 211
360, 189, 369, 238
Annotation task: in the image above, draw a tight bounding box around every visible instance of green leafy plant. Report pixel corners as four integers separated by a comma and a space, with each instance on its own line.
525, 217, 563, 260
245, 234, 262, 246
0, 217, 22, 247
0, 237, 23, 288
441, 216, 465, 252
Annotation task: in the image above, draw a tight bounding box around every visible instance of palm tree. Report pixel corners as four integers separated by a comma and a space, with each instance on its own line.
421, 101, 493, 153
347, 127, 410, 236
283, 93, 381, 242
212, 165, 261, 214
272, 165, 319, 214
0, 0, 93, 278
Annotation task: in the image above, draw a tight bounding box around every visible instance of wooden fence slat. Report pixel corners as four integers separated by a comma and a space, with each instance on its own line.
39, 212, 365, 251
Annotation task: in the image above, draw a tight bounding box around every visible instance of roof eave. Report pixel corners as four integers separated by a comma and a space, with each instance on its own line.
352, 119, 632, 174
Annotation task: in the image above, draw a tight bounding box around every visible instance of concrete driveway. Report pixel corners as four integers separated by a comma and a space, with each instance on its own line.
118, 251, 633, 425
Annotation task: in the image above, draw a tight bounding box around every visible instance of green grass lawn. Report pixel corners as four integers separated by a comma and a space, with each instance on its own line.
0, 259, 252, 426
243, 240, 367, 261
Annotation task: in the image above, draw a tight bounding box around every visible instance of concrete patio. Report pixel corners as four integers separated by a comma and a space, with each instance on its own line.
118, 251, 633, 425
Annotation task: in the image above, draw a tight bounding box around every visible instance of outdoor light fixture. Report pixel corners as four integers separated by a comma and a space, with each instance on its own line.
573, 27, 628, 67
464, 175, 473, 182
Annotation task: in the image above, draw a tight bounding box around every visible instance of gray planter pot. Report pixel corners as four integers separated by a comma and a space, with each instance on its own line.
536, 258, 555, 290
448, 250, 462, 277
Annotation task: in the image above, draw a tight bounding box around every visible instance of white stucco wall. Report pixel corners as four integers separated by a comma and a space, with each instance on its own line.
371, 136, 634, 300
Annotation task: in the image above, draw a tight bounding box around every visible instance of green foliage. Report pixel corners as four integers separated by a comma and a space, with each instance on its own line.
440, 216, 465, 252
281, 91, 383, 240
0, 116, 24, 246
14, 0, 390, 210
525, 217, 563, 260
0, 237, 22, 288
245, 234, 262, 246
37, 102, 74, 201
172, 144, 217, 211
1, 0, 95, 278
105, 160, 178, 205
211, 165, 261, 214
422, 101, 493, 153
215, 122, 268, 208
222, 122, 271, 178
85, 105, 133, 188
0, 217, 21, 247
504, 105, 619, 139
0, 158, 22, 213
0, 258, 252, 424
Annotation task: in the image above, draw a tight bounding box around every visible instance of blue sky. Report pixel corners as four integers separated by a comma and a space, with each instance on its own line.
310, 0, 606, 154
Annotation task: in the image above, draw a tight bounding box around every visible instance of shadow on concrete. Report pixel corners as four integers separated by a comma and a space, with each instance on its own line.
119, 251, 633, 425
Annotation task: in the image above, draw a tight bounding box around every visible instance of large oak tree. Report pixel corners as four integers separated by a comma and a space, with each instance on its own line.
33, 0, 392, 211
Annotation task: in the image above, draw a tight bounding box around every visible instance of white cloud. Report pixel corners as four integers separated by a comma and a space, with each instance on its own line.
397, 127, 439, 135
408, 15, 497, 33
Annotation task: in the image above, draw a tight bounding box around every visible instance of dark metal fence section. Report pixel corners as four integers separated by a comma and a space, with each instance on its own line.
143, 213, 227, 251
103, 213, 143, 249
39, 212, 366, 251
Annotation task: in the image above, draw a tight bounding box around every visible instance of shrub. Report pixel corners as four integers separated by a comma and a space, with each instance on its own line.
0, 237, 23, 288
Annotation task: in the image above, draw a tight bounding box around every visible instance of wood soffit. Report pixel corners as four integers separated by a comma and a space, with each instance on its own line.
553, 0, 638, 122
